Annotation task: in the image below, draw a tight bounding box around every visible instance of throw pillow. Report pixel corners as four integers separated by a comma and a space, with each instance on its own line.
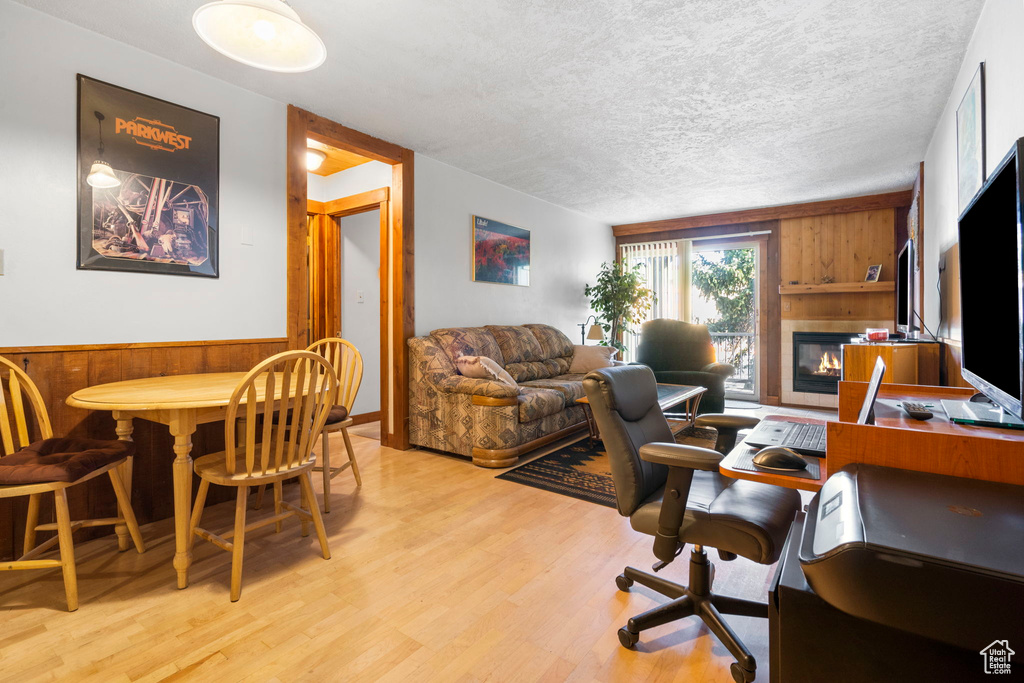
569, 344, 618, 374
456, 355, 518, 388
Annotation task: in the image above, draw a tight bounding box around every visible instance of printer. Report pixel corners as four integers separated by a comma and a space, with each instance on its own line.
798, 464, 1024, 651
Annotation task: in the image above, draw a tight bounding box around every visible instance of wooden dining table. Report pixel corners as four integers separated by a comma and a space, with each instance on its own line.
67, 372, 274, 589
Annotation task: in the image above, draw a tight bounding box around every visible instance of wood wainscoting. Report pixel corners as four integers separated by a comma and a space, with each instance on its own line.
0, 338, 287, 561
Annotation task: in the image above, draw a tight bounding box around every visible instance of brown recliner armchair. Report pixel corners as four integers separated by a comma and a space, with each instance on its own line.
582, 364, 800, 682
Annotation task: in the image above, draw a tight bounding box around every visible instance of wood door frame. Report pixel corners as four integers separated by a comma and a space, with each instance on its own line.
307, 189, 390, 430
287, 106, 414, 449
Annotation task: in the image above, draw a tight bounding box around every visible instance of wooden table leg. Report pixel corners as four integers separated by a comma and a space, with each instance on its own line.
112, 411, 135, 552
169, 411, 197, 589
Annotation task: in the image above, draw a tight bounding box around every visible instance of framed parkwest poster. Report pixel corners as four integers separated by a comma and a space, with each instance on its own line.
77, 75, 220, 277
472, 215, 530, 286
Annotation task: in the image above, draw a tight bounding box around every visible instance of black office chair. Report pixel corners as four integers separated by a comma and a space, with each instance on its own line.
583, 364, 801, 682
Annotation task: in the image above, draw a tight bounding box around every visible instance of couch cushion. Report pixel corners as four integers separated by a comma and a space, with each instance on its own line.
430, 327, 504, 366
504, 361, 553, 382
484, 325, 544, 364
569, 344, 617, 373
456, 355, 517, 388
520, 378, 585, 404
517, 387, 565, 423
0, 437, 134, 485
524, 324, 574, 360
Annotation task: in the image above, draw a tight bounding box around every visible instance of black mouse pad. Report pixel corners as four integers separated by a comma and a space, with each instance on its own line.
732, 449, 821, 479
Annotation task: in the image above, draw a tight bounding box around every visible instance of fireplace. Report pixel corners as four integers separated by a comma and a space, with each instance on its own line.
792, 332, 850, 395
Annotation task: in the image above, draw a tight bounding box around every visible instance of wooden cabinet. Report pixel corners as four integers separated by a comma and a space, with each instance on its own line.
842, 342, 940, 386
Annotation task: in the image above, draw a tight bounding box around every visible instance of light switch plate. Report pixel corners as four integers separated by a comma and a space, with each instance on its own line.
0, 248, 5, 275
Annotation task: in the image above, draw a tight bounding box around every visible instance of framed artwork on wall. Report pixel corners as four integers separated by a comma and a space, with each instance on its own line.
77, 75, 220, 277
956, 63, 985, 214
472, 215, 530, 286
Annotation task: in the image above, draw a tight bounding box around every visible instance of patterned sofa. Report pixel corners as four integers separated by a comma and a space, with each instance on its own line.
408, 324, 592, 467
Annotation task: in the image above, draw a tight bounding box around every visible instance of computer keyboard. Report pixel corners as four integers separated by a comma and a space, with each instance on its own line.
784, 422, 827, 452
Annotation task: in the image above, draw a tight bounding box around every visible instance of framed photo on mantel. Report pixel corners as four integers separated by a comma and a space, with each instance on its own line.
77, 74, 220, 277
472, 215, 530, 286
956, 63, 986, 214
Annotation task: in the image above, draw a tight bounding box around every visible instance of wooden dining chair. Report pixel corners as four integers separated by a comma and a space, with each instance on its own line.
306, 337, 363, 512
187, 350, 337, 601
0, 356, 145, 611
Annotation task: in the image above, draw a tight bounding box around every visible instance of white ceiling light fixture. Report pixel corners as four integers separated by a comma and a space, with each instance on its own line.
306, 148, 327, 171
192, 0, 327, 73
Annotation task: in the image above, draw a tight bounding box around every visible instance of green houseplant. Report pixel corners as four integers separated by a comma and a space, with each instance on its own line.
584, 261, 655, 354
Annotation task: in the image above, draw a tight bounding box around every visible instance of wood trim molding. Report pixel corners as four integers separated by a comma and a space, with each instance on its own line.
470, 423, 587, 467
287, 105, 414, 450
471, 395, 519, 407
0, 338, 288, 354
350, 411, 381, 426
305, 114, 406, 165
324, 187, 389, 217
612, 190, 914, 237
307, 199, 326, 214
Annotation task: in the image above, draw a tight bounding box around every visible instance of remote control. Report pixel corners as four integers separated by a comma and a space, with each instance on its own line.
901, 401, 933, 420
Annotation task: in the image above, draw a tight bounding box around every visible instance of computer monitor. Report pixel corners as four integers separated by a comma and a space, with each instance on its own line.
895, 239, 915, 335
955, 137, 1024, 420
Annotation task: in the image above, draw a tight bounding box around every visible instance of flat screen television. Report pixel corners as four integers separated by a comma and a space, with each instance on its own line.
955, 137, 1024, 420
895, 239, 915, 335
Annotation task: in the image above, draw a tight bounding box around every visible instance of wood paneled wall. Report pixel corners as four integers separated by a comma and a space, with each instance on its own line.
780, 209, 896, 320
0, 338, 287, 561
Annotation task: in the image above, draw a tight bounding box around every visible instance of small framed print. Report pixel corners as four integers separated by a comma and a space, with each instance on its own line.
956, 63, 986, 213
472, 215, 530, 286
865, 264, 881, 282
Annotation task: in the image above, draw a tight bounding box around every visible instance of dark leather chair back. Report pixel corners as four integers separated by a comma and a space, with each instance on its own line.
583, 365, 673, 517
636, 319, 714, 372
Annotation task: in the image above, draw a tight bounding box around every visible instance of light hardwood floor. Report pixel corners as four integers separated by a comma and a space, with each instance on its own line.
0, 406, 832, 682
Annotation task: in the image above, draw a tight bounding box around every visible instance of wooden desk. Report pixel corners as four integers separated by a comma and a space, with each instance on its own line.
67, 372, 288, 589
829, 382, 1024, 487
720, 415, 828, 492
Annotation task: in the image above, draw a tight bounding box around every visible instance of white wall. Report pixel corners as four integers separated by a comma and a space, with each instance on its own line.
0, 1, 286, 345
414, 155, 613, 340
307, 161, 392, 203
340, 210, 381, 416
922, 0, 1024, 337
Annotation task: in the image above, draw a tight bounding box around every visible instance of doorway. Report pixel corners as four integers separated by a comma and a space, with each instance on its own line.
287, 106, 414, 449
307, 187, 390, 428
689, 239, 761, 400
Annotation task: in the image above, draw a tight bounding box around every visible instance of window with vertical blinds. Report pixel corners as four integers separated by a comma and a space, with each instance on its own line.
620, 240, 685, 360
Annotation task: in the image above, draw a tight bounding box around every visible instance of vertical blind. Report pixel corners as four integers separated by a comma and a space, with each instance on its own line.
620, 240, 688, 360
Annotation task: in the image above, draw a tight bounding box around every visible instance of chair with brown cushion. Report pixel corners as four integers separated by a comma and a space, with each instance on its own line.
0, 356, 145, 611
305, 337, 363, 512
187, 350, 337, 601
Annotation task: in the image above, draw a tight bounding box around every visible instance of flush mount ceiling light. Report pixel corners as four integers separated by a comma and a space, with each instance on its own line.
306, 148, 327, 170
192, 0, 327, 73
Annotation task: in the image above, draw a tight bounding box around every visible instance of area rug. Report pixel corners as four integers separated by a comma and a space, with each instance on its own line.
495, 436, 618, 508
496, 425, 718, 509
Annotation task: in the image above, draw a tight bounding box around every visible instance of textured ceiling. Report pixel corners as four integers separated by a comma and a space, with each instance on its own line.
13, 0, 986, 224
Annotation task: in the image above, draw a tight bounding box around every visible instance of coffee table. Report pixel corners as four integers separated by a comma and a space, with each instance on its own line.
576, 383, 707, 440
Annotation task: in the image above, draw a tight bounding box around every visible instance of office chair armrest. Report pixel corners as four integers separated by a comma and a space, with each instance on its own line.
695, 413, 760, 455
639, 442, 722, 471
695, 414, 760, 431
701, 362, 736, 378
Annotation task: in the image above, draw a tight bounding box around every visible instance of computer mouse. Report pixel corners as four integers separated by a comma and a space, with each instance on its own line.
752, 446, 807, 472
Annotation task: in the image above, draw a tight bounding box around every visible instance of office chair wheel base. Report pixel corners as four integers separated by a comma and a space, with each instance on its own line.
615, 574, 634, 591
617, 628, 639, 648
730, 662, 755, 683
